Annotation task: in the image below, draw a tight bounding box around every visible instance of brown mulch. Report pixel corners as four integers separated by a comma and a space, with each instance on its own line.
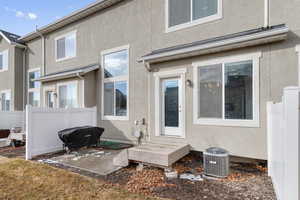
105, 152, 276, 200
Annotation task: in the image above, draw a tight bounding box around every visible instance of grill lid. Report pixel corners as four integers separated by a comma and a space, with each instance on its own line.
206, 147, 228, 155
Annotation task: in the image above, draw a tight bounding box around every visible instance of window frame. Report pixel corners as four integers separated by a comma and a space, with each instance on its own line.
57, 81, 79, 109
0, 89, 11, 111
165, 0, 223, 33
0, 49, 9, 73
101, 45, 130, 121
55, 30, 77, 62
192, 52, 261, 127
28, 68, 41, 107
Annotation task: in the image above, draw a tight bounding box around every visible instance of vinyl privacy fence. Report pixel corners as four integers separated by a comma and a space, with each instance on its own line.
0, 111, 24, 129
26, 106, 97, 160
267, 87, 299, 200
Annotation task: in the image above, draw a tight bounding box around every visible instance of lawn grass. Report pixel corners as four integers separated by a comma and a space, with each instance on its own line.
0, 159, 162, 200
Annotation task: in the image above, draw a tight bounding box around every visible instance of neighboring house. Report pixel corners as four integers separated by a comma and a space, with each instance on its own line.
2, 0, 300, 160
0, 30, 26, 111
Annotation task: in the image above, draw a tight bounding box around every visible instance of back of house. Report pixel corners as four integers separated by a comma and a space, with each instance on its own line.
2, 0, 300, 160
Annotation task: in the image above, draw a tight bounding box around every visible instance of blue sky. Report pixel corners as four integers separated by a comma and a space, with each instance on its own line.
0, 0, 96, 36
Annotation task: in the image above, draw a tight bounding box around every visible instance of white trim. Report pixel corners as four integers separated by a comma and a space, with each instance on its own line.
57, 80, 80, 109
0, 49, 9, 73
154, 68, 186, 139
0, 89, 12, 111
55, 30, 77, 62
165, 0, 223, 33
193, 52, 261, 127
101, 45, 130, 121
0, 32, 12, 44
296, 45, 300, 86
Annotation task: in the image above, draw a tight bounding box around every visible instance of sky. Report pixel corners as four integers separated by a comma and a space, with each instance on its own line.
0, 0, 96, 36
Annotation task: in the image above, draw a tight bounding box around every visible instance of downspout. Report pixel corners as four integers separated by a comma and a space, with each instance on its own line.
35, 27, 45, 76
76, 72, 85, 108
264, 0, 270, 28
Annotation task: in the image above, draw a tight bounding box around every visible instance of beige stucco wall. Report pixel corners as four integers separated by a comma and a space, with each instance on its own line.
23, 0, 300, 159
0, 38, 24, 111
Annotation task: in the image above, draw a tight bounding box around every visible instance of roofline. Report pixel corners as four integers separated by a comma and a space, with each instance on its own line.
21, 0, 123, 42
138, 25, 289, 64
35, 65, 99, 82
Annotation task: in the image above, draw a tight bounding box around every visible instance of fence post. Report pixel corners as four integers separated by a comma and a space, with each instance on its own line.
92, 107, 97, 126
25, 105, 32, 160
282, 87, 299, 200
266, 101, 273, 177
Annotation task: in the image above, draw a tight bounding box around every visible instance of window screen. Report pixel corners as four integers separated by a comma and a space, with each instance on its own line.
169, 0, 191, 27
193, 0, 218, 20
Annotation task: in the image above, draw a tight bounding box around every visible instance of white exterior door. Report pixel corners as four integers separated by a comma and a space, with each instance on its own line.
161, 77, 183, 137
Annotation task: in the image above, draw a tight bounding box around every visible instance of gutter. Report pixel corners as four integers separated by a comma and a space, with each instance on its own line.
138, 26, 288, 64
264, 0, 270, 28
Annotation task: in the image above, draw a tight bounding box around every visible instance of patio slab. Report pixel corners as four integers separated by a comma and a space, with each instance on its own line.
45, 149, 128, 176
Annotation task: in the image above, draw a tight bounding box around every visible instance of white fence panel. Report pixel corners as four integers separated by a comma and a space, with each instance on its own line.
26, 106, 97, 160
0, 111, 24, 129
267, 87, 299, 200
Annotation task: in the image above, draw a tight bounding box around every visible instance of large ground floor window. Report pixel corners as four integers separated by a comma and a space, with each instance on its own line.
57, 81, 78, 109
0, 90, 11, 111
193, 52, 261, 127
101, 45, 129, 120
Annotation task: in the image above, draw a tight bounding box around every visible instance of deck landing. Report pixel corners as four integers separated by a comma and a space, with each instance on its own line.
128, 143, 190, 167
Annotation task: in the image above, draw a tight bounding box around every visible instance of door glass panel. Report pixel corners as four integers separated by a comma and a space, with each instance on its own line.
46, 91, 55, 108
164, 79, 179, 127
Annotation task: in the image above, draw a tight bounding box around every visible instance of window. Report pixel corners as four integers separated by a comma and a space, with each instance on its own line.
193, 53, 261, 127
0, 90, 11, 111
28, 69, 40, 107
55, 31, 76, 61
0, 50, 8, 72
166, 0, 222, 32
58, 82, 78, 109
101, 45, 129, 120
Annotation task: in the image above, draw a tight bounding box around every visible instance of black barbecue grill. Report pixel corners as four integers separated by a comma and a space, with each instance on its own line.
58, 126, 104, 151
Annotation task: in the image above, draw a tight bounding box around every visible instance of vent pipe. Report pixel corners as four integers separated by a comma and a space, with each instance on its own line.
264, 0, 270, 28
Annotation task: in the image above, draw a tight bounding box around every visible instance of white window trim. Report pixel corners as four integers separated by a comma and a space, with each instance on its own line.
165, 0, 223, 33
28, 68, 41, 107
154, 68, 187, 139
101, 45, 130, 121
0, 89, 11, 111
192, 52, 261, 127
296, 45, 300, 86
55, 30, 77, 62
57, 80, 80, 109
0, 49, 9, 73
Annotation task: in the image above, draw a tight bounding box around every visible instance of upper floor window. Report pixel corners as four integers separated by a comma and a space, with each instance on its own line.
0, 50, 8, 72
193, 52, 261, 127
101, 45, 129, 121
55, 31, 76, 62
167, 0, 222, 32
28, 69, 41, 107
0, 90, 11, 111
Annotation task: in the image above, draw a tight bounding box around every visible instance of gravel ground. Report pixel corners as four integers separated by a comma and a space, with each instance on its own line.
0, 147, 276, 200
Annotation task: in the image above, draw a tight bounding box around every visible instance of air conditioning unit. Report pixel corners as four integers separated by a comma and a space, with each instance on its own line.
203, 147, 229, 178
